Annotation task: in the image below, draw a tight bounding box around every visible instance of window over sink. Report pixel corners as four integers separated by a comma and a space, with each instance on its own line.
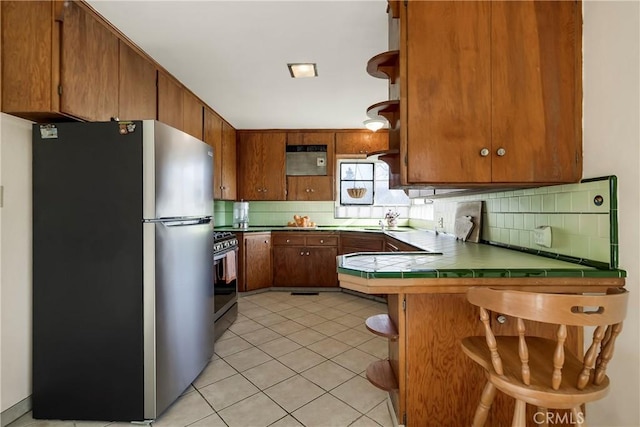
336, 159, 409, 218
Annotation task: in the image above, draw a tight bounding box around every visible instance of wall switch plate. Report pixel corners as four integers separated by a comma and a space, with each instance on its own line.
533, 226, 552, 248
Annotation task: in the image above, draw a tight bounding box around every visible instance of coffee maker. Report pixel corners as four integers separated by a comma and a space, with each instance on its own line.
233, 201, 249, 229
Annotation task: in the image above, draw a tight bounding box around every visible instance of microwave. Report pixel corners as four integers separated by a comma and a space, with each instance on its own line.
286, 144, 327, 176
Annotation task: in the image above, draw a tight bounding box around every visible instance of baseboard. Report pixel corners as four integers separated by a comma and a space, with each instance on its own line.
1, 396, 31, 427
386, 394, 403, 427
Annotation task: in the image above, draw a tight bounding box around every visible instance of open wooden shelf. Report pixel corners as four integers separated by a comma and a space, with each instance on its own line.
366, 314, 399, 340
366, 51, 399, 82
366, 359, 398, 391
366, 100, 399, 126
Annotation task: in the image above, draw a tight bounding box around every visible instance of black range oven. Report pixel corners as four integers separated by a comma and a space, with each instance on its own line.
213, 231, 239, 341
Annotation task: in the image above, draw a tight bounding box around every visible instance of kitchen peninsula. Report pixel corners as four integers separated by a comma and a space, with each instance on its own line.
337, 231, 626, 427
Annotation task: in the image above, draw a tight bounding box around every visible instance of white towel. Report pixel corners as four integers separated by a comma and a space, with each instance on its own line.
224, 250, 237, 283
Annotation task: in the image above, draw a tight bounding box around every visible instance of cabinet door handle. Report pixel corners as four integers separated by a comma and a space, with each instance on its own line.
479, 148, 490, 157
286, 239, 291, 243
264, 240, 269, 244
310, 188, 315, 193
306, 252, 310, 256
300, 251, 305, 256
263, 188, 268, 192
305, 188, 310, 193
496, 148, 506, 157
496, 314, 507, 324
320, 239, 324, 243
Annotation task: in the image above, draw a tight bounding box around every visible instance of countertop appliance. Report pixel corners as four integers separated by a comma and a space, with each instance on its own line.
213, 231, 239, 340
32, 121, 214, 422
233, 201, 249, 229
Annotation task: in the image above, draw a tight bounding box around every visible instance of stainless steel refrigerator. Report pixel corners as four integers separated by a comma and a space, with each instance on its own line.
32, 120, 214, 422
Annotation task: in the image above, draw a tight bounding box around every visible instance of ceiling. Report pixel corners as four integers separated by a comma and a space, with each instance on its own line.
86, 0, 390, 130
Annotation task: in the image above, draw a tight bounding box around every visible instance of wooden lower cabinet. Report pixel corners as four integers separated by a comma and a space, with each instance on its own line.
238, 232, 272, 292
368, 293, 582, 427
272, 232, 339, 287
340, 232, 385, 254
385, 236, 420, 252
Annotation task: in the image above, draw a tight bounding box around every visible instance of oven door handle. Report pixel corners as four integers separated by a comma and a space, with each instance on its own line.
214, 246, 238, 260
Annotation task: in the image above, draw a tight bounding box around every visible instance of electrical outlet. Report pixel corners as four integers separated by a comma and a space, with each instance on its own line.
437, 217, 444, 228
533, 226, 552, 248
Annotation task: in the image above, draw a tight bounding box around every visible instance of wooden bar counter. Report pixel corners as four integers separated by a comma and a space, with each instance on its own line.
337, 234, 626, 427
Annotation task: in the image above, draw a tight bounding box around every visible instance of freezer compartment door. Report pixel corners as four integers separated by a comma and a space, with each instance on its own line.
143, 218, 214, 419
143, 121, 213, 220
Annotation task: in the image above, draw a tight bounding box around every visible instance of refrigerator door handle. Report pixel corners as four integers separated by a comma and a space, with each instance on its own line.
161, 218, 212, 227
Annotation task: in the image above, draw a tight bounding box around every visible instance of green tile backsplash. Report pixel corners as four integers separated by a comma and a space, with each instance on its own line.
409, 177, 618, 268
215, 177, 618, 269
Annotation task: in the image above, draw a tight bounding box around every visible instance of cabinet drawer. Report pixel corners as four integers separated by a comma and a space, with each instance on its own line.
272, 234, 306, 246
306, 236, 338, 246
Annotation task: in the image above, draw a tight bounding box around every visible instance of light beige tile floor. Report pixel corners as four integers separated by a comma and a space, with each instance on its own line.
9, 290, 393, 427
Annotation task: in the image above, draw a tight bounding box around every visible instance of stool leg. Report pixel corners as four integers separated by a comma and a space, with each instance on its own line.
571, 406, 586, 427
512, 399, 526, 427
472, 381, 497, 427
536, 407, 549, 427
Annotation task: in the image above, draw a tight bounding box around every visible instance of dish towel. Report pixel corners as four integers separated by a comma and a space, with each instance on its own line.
224, 250, 237, 283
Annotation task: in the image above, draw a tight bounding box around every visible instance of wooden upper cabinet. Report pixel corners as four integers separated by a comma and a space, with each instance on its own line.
157, 72, 183, 131
336, 131, 389, 156
405, 1, 491, 184
220, 122, 237, 201
396, 0, 581, 186
2, 0, 118, 121
182, 90, 204, 140
490, 1, 581, 183
1, 1, 56, 116
204, 108, 224, 199
60, 1, 119, 121
285, 131, 336, 201
237, 132, 286, 201
287, 176, 334, 201
118, 41, 156, 121
205, 109, 237, 201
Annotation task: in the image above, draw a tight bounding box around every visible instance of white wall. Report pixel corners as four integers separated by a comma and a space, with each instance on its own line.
583, 1, 640, 426
0, 114, 34, 413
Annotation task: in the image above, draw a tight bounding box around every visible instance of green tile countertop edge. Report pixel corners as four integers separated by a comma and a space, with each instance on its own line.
214, 226, 414, 233
337, 264, 627, 279
335, 229, 626, 279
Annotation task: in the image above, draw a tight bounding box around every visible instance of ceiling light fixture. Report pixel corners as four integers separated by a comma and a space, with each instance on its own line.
287, 63, 318, 78
364, 119, 385, 132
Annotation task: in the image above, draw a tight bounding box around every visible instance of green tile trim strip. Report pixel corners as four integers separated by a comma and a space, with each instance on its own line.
338, 267, 626, 280
579, 175, 618, 268
480, 240, 613, 270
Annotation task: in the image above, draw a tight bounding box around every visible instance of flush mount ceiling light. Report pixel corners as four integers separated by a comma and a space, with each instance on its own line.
364, 119, 386, 132
287, 63, 318, 78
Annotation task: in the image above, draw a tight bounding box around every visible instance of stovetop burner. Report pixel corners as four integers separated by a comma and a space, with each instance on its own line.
213, 231, 238, 254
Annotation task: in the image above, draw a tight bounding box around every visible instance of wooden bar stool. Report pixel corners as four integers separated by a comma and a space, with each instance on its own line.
461, 287, 629, 427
